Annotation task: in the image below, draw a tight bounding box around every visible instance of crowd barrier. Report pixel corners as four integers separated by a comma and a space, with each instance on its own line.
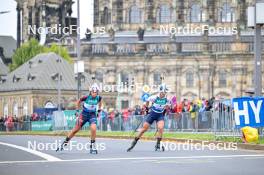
1, 109, 263, 139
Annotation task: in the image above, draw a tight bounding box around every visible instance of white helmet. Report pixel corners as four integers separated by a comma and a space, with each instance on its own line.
159, 84, 168, 93
90, 83, 99, 92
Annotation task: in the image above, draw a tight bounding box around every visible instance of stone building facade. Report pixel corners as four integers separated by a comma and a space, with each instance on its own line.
93, 0, 253, 31
62, 0, 263, 109
16, 0, 74, 47
4, 0, 263, 114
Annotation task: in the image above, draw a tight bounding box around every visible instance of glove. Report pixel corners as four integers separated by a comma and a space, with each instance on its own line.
143, 105, 149, 115
97, 109, 101, 117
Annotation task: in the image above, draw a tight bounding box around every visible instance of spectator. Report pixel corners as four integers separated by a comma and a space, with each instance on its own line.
99, 110, 108, 131
13, 115, 18, 131
0, 116, 4, 131
5, 116, 14, 132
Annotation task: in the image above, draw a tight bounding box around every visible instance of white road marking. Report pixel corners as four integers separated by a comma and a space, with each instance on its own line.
0, 154, 264, 164
0, 142, 61, 161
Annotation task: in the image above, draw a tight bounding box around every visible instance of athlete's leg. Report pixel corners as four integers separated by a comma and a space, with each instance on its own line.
90, 123, 96, 141
127, 122, 151, 152
56, 114, 84, 151
89, 114, 98, 154
136, 122, 150, 139
66, 125, 82, 140
156, 120, 164, 139
66, 113, 84, 141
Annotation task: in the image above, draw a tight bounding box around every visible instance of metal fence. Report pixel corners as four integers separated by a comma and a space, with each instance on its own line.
93, 111, 233, 133
0, 121, 31, 132
1, 110, 263, 139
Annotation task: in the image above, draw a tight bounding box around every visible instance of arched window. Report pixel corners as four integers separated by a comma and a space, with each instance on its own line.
186, 71, 194, 87
4, 103, 8, 117
23, 101, 28, 116
45, 101, 56, 109
13, 102, 18, 117
102, 7, 110, 25
219, 3, 235, 22
219, 71, 227, 87
95, 71, 104, 83
120, 72, 129, 85
190, 4, 201, 22
157, 4, 171, 23
153, 72, 162, 85
130, 6, 141, 24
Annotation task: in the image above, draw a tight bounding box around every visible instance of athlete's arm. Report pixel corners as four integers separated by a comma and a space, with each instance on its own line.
76, 96, 88, 109
97, 96, 102, 113
144, 95, 156, 114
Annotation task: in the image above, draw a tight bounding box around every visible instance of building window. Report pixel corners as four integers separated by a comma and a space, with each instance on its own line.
4, 103, 8, 116
120, 72, 129, 85
95, 71, 104, 83
186, 72, 194, 87
219, 3, 235, 23
157, 4, 171, 23
13, 102, 18, 117
190, 4, 202, 22
130, 5, 141, 24
116, 0, 123, 24
102, 7, 110, 25
219, 72, 227, 87
153, 72, 162, 85
121, 100, 129, 109
45, 101, 56, 109
23, 102, 28, 116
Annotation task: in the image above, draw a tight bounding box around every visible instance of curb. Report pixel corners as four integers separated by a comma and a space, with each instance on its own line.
1, 132, 264, 151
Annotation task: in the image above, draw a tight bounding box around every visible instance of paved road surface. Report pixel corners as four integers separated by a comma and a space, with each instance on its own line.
0, 135, 264, 175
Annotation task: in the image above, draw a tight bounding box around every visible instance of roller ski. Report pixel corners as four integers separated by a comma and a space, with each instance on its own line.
90, 142, 98, 154
127, 137, 139, 152
155, 138, 165, 152
56, 140, 68, 152
155, 143, 165, 152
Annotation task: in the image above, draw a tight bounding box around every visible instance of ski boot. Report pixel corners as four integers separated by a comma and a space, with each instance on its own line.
90, 142, 98, 154
56, 141, 68, 152
127, 137, 139, 152
155, 138, 165, 152
155, 143, 165, 152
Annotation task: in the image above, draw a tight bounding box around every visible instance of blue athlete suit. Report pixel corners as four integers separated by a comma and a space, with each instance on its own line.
145, 95, 169, 125
76, 95, 102, 127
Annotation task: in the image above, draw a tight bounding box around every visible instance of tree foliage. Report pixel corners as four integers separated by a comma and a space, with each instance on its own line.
10, 38, 72, 71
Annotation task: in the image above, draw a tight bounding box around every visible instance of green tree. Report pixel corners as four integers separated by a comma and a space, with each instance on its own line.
10, 38, 72, 71
44, 43, 73, 63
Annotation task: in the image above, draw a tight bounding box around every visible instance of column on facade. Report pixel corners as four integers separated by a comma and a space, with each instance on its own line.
176, 0, 185, 23
175, 65, 182, 101
200, 68, 211, 99
22, 1, 29, 42
16, 3, 21, 48
206, 0, 216, 23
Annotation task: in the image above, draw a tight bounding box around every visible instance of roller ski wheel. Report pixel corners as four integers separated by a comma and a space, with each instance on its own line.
56, 142, 67, 152
90, 143, 98, 154
155, 144, 165, 152
90, 149, 98, 154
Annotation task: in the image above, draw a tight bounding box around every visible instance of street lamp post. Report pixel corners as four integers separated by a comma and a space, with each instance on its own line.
76, 0, 81, 99
58, 59, 62, 112
248, 1, 264, 96
74, 61, 84, 99
51, 35, 70, 111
